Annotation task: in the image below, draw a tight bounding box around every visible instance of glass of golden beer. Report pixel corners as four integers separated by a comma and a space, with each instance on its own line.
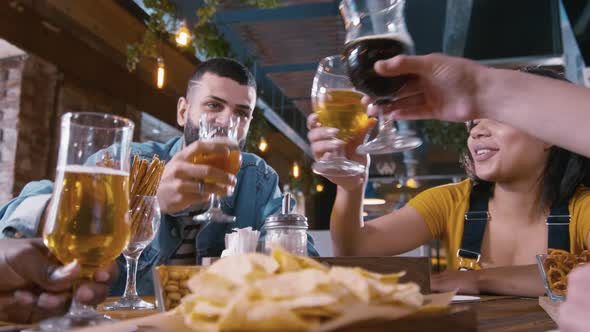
41, 112, 134, 330
193, 112, 242, 223
102, 195, 161, 311
311, 55, 368, 177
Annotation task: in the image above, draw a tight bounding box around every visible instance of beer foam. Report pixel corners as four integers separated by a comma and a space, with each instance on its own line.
347, 33, 414, 48
60, 164, 129, 176
203, 136, 239, 148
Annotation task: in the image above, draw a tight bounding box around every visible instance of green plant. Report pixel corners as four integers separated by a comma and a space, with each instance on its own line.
126, 0, 279, 70
127, 0, 175, 71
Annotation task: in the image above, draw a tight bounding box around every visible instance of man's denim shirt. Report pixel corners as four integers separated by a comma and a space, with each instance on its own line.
0, 137, 318, 295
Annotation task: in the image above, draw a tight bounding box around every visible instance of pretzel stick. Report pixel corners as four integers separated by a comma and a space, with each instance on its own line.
129, 155, 140, 193
127, 154, 165, 243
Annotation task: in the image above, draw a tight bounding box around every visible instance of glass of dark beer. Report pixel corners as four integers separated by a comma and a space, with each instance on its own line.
340, 0, 422, 155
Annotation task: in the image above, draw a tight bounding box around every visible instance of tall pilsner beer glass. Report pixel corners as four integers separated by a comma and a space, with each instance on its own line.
41, 112, 134, 330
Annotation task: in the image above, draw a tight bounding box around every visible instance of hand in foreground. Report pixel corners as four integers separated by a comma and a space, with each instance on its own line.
558, 264, 590, 332
366, 53, 489, 123
0, 239, 118, 323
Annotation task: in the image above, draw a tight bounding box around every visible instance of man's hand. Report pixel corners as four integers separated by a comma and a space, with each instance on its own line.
367, 53, 489, 123
0, 239, 119, 323
156, 140, 238, 214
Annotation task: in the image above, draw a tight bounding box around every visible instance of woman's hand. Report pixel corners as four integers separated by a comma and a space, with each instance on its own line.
307, 113, 376, 191
431, 269, 480, 295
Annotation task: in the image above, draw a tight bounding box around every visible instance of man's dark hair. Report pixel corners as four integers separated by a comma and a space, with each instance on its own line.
463, 67, 590, 208
187, 57, 256, 95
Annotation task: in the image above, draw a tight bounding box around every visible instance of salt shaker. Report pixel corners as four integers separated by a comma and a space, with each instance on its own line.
263, 193, 308, 256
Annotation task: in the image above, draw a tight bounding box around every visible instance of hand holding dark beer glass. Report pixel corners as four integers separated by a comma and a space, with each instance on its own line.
340, 0, 422, 155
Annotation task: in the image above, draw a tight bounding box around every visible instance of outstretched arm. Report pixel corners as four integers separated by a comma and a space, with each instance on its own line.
373, 54, 590, 158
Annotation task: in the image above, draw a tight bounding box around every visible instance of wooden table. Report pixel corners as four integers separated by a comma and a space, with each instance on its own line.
461, 296, 558, 332
96, 295, 558, 332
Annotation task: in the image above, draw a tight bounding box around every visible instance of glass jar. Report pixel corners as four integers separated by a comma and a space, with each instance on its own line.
263, 193, 308, 256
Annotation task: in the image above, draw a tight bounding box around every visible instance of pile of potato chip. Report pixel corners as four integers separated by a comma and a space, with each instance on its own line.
176, 247, 424, 332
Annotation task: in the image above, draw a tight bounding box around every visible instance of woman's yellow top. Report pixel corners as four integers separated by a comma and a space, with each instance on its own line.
406, 180, 590, 270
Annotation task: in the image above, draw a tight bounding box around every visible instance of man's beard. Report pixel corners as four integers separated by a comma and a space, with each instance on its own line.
183, 116, 246, 150
184, 116, 200, 146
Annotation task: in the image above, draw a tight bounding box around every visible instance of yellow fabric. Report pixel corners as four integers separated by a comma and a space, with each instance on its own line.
407, 179, 590, 270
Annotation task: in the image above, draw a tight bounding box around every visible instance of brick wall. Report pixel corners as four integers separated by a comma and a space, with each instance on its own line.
0, 55, 25, 204
0, 48, 143, 204
12, 56, 59, 196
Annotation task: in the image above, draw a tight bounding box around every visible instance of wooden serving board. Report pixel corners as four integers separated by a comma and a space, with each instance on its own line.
77, 308, 476, 332
77, 293, 476, 332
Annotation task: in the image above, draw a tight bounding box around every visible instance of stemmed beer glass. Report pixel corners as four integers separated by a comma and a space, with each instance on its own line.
41, 112, 134, 330
311, 55, 368, 177
102, 195, 161, 310
340, 0, 423, 155
193, 112, 242, 223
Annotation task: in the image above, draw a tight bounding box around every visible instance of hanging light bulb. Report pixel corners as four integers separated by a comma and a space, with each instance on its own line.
258, 137, 268, 152
405, 177, 420, 189
292, 162, 300, 179
156, 57, 165, 89
316, 184, 324, 193
175, 21, 191, 47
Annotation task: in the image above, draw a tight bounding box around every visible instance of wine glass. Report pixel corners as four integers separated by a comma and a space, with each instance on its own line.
102, 195, 161, 310
193, 112, 242, 223
340, 0, 423, 155
40, 112, 134, 330
311, 55, 368, 177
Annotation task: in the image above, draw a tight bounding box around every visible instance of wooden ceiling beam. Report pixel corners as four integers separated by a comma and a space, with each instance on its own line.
0, 0, 198, 127
42, 0, 195, 95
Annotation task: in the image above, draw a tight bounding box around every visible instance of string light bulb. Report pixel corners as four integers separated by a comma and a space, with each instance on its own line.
175, 21, 191, 47
258, 137, 268, 152
292, 162, 300, 179
156, 57, 165, 89
405, 177, 419, 189
316, 184, 324, 193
